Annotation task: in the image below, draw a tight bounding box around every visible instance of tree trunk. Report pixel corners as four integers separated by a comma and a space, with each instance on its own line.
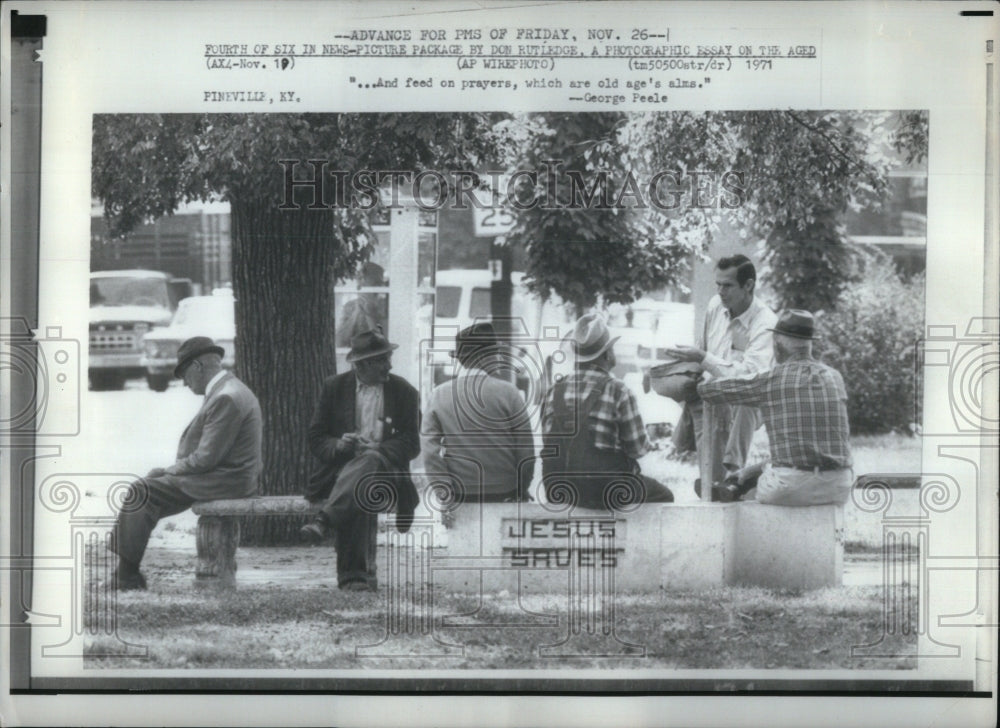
230, 198, 339, 544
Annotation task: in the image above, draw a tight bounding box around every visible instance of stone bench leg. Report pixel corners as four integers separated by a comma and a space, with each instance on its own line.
196, 515, 239, 588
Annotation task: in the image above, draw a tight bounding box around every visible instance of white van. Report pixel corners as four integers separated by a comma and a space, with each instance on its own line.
429, 269, 574, 399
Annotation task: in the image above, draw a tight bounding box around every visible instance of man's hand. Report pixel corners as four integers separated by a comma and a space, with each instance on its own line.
335, 433, 360, 455
355, 436, 379, 454
146, 467, 167, 479
663, 345, 706, 363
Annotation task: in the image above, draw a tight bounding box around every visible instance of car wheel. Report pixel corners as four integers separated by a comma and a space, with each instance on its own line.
146, 373, 171, 392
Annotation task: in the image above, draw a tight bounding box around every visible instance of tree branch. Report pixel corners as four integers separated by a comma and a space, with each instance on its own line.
784, 111, 882, 189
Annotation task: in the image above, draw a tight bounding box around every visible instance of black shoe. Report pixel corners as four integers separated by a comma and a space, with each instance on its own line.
340, 581, 376, 592
695, 478, 736, 502
694, 478, 722, 502
299, 516, 331, 543
717, 483, 741, 502
395, 507, 414, 534
114, 567, 147, 591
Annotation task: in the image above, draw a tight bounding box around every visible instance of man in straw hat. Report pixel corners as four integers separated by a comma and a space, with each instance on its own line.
697, 310, 853, 505
300, 327, 419, 591
109, 336, 263, 590
664, 254, 777, 496
422, 322, 536, 503
541, 312, 674, 509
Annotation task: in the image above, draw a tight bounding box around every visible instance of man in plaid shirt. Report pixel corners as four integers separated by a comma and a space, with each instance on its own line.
697, 310, 853, 506
542, 313, 674, 509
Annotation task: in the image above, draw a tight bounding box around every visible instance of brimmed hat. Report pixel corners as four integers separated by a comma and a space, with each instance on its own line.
451, 322, 499, 365
175, 336, 225, 378
770, 309, 816, 340
346, 326, 398, 362
569, 312, 619, 363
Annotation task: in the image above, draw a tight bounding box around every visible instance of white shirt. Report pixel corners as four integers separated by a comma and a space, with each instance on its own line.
700, 295, 778, 381
204, 370, 227, 398
355, 380, 385, 443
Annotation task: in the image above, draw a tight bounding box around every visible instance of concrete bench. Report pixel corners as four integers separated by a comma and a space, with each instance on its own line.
191, 496, 319, 587
730, 501, 844, 590
434, 500, 844, 593
189, 496, 844, 592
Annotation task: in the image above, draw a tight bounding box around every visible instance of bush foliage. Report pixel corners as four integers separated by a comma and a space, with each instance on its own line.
816, 249, 924, 435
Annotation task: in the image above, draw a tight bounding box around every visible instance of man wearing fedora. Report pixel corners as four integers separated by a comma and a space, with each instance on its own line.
542, 313, 674, 509
300, 327, 420, 591
110, 336, 263, 590
422, 322, 536, 504
697, 310, 853, 506
665, 254, 778, 495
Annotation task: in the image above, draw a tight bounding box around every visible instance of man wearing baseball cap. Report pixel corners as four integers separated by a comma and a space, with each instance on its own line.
299, 327, 420, 591
697, 310, 853, 505
109, 336, 263, 590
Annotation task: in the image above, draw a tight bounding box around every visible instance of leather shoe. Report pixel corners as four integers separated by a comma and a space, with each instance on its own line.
299, 517, 331, 543
695, 478, 737, 503
395, 507, 414, 534
114, 568, 147, 591
340, 581, 375, 592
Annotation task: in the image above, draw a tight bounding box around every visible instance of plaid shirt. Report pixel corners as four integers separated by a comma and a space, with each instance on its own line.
542, 366, 649, 459
698, 356, 852, 470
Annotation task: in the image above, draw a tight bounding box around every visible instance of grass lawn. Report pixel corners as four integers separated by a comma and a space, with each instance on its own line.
85, 545, 917, 672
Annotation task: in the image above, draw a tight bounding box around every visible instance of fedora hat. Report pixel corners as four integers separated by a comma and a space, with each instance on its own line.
451, 322, 499, 365
174, 336, 225, 378
569, 312, 619, 363
769, 309, 816, 340
346, 326, 398, 362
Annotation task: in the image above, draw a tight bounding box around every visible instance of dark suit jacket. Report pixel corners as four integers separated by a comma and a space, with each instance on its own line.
305, 371, 420, 516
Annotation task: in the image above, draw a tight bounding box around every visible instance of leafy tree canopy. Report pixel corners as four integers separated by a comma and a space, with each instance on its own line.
505, 113, 693, 315
503, 110, 928, 313
627, 110, 927, 310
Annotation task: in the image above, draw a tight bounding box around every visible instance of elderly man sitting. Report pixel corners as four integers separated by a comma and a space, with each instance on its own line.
299, 327, 420, 591
697, 310, 853, 506
542, 312, 674, 509
110, 336, 263, 590
422, 322, 536, 503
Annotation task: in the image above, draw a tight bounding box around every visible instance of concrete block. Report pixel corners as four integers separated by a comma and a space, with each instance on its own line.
731, 501, 844, 590
432, 502, 669, 593
659, 503, 737, 590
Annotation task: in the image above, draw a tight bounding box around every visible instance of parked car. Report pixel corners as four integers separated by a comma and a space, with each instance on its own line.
606, 299, 695, 377
140, 290, 236, 391
89, 270, 192, 390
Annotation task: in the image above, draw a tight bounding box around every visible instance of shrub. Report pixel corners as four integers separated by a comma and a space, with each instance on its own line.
815, 249, 924, 435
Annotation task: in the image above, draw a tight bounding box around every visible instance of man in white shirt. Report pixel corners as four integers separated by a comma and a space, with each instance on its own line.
665, 254, 777, 494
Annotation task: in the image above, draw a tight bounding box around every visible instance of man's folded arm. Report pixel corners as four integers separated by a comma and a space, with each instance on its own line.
166, 395, 242, 475
307, 383, 341, 463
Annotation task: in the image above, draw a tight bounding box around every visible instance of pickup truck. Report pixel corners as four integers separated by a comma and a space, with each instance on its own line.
89, 269, 192, 390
